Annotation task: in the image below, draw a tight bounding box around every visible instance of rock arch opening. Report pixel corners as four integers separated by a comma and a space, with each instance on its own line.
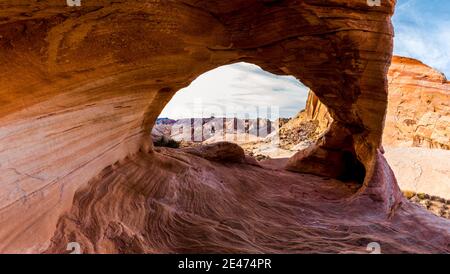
152, 62, 309, 154
151, 61, 367, 183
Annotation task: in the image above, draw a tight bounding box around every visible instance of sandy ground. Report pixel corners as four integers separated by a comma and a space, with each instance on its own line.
384, 147, 450, 200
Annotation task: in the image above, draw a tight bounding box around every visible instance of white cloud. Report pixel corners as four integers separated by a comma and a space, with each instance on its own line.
394, 23, 450, 76
159, 63, 309, 119
393, 0, 450, 76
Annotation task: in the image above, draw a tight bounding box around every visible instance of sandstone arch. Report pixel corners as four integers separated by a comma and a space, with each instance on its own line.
0, 0, 405, 253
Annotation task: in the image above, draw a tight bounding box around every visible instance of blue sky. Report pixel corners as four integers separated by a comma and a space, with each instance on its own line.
159, 1, 449, 119
393, 0, 450, 77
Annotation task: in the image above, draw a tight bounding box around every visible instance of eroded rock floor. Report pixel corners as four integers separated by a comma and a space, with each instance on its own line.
45, 148, 450, 254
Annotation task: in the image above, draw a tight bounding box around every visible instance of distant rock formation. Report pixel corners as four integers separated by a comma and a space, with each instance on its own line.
277, 91, 333, 150
152, 117, 276, 144
288, 56, 450, 151
280, 56, 450, 203
384, 56, 450, 149
303, 91, 333, 133
155, 118, 177, 125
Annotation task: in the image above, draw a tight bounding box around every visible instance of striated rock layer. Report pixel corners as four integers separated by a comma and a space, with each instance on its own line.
302, 90, 333, 133
2, 0, 446, 254
45, 148, 450, 254
278, 90, 333, 149
384, 56, 450, 149
286, 56, 450, 151
284, 56, 450, 210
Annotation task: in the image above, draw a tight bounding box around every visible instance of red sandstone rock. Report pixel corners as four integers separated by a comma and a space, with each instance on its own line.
286, 56, 450, 215
44, 149, 450, 254
1, 0, 446, 254
182, 142, 245, 163
303, 90, 333, 133
384, 56, 450, 149
287, 56, 450, 152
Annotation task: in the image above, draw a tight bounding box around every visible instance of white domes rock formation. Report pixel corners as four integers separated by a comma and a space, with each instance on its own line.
384, 56, 450, 149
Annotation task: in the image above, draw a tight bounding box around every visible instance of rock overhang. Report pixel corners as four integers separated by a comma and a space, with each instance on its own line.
0, 0, 400, 253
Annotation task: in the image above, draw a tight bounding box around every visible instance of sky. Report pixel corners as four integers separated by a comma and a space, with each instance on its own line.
159, 63, 309, 119
159, 0, 449, 119
393, 0, 450, 77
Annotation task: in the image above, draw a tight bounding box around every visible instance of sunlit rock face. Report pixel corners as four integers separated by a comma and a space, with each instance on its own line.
3, 0, 446, 254
303, 91, 333, 133
288, 56, 450, 151
285, 56, 450, 211
384, 56, 450, 150
383, 56, 450, 201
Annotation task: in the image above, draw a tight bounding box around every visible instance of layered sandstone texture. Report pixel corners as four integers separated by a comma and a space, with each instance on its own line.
45, 148, 449, 254
384, 57, 450, 199
285, 57, 450, 204
285, 56, 450, 151
242, 90, 333, 159
280, 90, 332, 146
1, 0, 448, 254
384, 56, 450, 149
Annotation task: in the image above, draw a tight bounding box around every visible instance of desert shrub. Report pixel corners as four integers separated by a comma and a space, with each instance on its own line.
417, 193, 426, 200
402, 190, 415, 199
153, 136, 180, 148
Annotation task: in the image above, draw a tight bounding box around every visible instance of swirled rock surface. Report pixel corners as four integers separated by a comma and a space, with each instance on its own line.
45, 148, 450, 254
0, 0, 448, 253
